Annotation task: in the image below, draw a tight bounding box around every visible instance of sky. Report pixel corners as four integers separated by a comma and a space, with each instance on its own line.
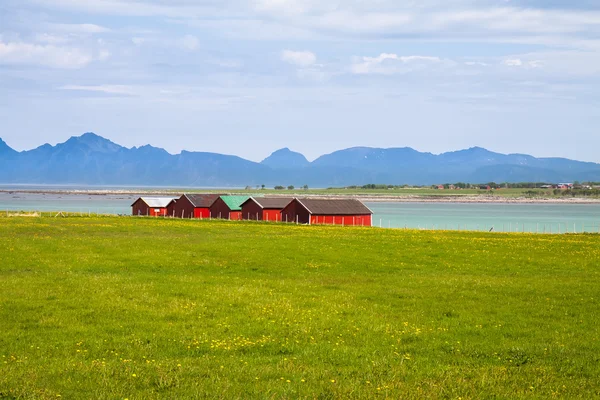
1, 0, 599, 162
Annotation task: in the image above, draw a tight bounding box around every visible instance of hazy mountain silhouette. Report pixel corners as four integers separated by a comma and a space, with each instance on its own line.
0, 138, 16, 155
261, 148, 310, 169
0, 133, 598, 186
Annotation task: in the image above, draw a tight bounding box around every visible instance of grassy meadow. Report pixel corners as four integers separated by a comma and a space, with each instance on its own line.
1, 216, 599, 399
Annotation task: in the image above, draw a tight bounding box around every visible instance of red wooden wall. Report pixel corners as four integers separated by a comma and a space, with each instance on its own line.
193, 208, 211, 219
210, 198, 230, 219
241, 201, 262, 220
263, 209, 282, 222
281, 199, 311, 224
210, 198, 242, 220
310, 214, 372, 226
240, 203, 284, 222
132, 202, 167, 217
132, 200, 168, 217
167, 196, 194, 218
151, 208, 168, 217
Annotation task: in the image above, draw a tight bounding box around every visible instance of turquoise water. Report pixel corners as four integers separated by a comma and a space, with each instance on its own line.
0, 192, 138, 215
1, 192, 599, 233
367, 202, 600, 233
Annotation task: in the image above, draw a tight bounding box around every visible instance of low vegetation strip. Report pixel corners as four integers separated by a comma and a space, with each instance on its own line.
0, 217, 599, 399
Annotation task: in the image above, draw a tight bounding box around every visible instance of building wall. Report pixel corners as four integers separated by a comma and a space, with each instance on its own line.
263, 209, 282, 222
242, 200, 285, 222
241, 200, 263, 221
132, 200, 147, 216
151, 208, 168, 217
210, 198, 231, 219
230, 211, 242, 221
281, 200, 311, 224
194, 208, 211, 219
311, 214, 372, 226
167, 195, 194, 218
132, 200, 168, 217
132, 201, 167, 217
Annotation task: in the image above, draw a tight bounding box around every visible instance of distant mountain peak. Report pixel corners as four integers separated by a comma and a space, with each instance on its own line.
68, 132, 110, 143
0, 138, 16, 154
465, 146, 497, 154
312, 146, 433, 170
81, 132, 101, 139
133, 144, 171, 154
62, 132, 122, 153
447, 146, 491, 154
270, 147, 295, 155
261, 148, 309, 169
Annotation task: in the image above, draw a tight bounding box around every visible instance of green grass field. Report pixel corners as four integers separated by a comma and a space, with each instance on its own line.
1, 217, 599, 399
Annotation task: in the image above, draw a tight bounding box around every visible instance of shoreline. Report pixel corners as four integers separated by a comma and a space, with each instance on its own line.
2, 189, 600, 204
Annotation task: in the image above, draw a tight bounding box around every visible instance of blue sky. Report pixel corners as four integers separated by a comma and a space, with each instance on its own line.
1, 0, 599, 162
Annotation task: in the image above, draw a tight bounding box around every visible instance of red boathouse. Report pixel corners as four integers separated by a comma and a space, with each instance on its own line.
281, 198, 373, 226
240, 197, 293, 221
167, 194, 221, 219
131, 197, 177, 217
210, 195, 249, 220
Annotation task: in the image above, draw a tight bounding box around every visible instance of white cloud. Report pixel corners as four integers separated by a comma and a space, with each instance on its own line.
525, 50, 600, 76
129, 34, 201, 51
252, 4, 600, 44
176, 18, 318, 41
528, 60, 544, 68
280, 50, 328, 81
504, 58, 544, 68
399, 55, 442, 63
312, 11, 414, 34
254, 0, 320, 16
207, 57, 243, 68
351, 53, 442, 75
0, 40, 95, 69
28, 0, 203, 18
179, 34, 200, 51
23, 1, 600, 48
34, 33, 71, 44
98, 49, 111, 61
352, 53, 399, 74
504, 58, 523, 67
281, 50, 316, 67
60, 85, 136, 95
47, 23, 111, 34
296, 67, 327, 81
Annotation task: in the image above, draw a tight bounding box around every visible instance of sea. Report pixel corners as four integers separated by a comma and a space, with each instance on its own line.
1, 187, 599, 234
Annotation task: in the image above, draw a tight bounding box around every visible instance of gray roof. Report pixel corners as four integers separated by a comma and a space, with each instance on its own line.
295, 198, 373, 215
243, 197, 294, 209
184, 193, 222, 208
133, 197, 177, 208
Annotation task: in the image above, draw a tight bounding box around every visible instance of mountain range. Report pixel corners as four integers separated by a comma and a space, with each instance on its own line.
0, 133, 599, 186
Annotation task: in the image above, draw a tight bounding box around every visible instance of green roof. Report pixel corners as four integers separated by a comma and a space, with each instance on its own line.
220, 195, 250, 211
